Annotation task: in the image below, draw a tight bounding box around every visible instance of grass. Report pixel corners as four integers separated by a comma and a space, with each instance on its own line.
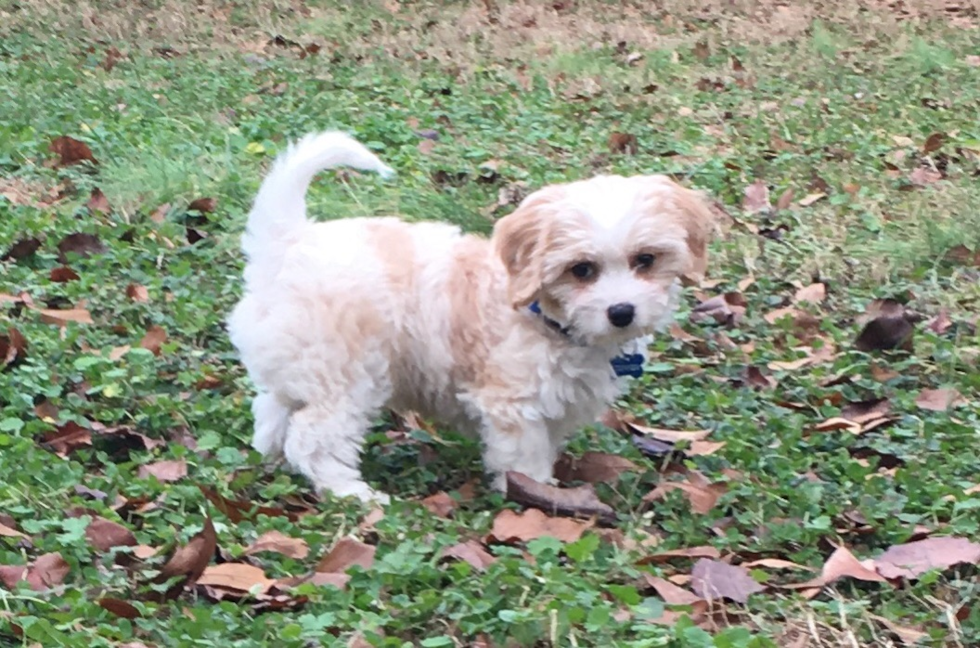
1, 1, 979, 646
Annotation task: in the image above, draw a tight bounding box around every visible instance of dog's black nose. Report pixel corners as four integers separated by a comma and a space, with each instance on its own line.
607, 303, 635, 328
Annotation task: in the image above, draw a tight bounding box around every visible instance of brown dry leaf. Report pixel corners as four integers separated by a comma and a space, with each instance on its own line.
553, 451, 637, 484
440, 540, 497, 571
97, 597, 141, 619
188, 197, 216, 213
690, 558, 765, 603
775, 187, 795, 211
870, 615, 928, 645
742, 180, 770, 214
922, 132, 946, 154
854, 299, 914, 352
0, 552, 70, 591
198, 485, 294, 523
417, 139, 436, 155
782, 545, 888, 591
964, 484, 980, 496
811, 417, 863, 434
841, 398, 891, 424
197, 562, 276, 595
1, 326, 28, 368
690, 292, 746, 326
909, 167, 942, 187
643, 574, 705, 606
914, 388, 965, 412
150, 203, 170, 223
0, 521, 26, 539
637, 545, 721, 565
689, 440, 726, 456
488, 508, 593, 544
945, 244, 980, 267
644, 471, 727, 515
151, 517, 217, 601
505, 471, 615, 523
608, 132, 638, 154
39, 421, 93, 456
245, 530, 309, 559
316, 537, 376, 574
57, 232, 106, 261
420, 491, 457, 518
741, 558, 815, 572
138, 459, 187, 483
87, 188, 111, 214
874, 537, 980, 580
2, 236, 42, 261
967, 55, 980, 67
627, 424, 711, 444
744, 366, 776, 390
126, 284, 150, 303
667, 322, 700, 344
793, 282, 826, 304
49, 136, 97, 167
86, 516, 137, 552
35, 306, 93, 326
139, 325, 167, 355
797, 192, 826, 207
49, 266, 80, 283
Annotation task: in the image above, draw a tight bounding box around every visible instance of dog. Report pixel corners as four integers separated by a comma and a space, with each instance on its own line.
228, 131, 714, 504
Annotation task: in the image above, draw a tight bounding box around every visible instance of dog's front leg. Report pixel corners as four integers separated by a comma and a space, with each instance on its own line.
480, 413, 560, 492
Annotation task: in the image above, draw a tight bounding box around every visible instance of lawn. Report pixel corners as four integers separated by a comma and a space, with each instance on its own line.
1, 1, 979, 646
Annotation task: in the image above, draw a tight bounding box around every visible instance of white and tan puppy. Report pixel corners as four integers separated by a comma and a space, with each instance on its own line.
229, 131, 714, 503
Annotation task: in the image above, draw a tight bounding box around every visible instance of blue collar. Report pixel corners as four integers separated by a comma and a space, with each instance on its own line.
528, 301, 645, 378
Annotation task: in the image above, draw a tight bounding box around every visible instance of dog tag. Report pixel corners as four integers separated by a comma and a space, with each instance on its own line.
610, 353, 645, 378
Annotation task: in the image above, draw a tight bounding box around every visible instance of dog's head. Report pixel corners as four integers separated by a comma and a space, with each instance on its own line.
493, 175, 715, 346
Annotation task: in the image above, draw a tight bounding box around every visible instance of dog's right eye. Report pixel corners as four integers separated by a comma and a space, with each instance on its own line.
570, 262, 597, 280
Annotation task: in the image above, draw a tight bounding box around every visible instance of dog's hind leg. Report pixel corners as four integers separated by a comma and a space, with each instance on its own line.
251, 392, 294, 460
282, 402, 389, 505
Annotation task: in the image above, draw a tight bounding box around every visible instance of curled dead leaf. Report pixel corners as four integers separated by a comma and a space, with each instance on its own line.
644, 470, 727, 515
782, 545, 888, 592
553, 451, 637, 484
637, 545, 721, 565
87, 188, 111, 214
245, 530, 309, 560
139, 325, 168, 355
57, 232, 106, 261
440, 540, 496, 571
488, 508, 593, 544
420, 491, 457, 518
98, 597, 141, 619
690, 292, 746, 326
150, 517, 217, 601
1, 326, 28, 368
86, 516, 137, 552
137, 459, 187, 483
874, 537, 980, 580
643, 574, 705, 606
125, 284, 150, 303
914, 388, 965, 412
505, 471, 615, 523
198, 485, 295, 523
49, 136, 97, 167
0, 552, 70, 591
197, 562, 276, 595
793, 282, 826, 304
742, 180, 770, 214
690, 558, 766, 603
854, 299, 914, 352
316, 537, 376, 574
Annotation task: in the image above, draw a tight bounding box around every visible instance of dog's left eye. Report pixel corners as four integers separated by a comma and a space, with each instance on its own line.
570, 262, 597, 280
634, 253, 656, 270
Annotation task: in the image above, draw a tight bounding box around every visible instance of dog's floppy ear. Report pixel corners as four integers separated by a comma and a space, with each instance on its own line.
492, 189, 558, 308
670, 184, 717, 283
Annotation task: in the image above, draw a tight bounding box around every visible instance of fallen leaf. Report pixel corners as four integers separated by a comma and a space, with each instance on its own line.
782, 545, 888, 590
138, 459, 187, 482
87, 188, 111, 214
967, 55, 980, 67
86, 516, 137, 552
854, 299, 914, 352
488, 508, 593, 544
644, 471, 727, 515
637, 545, 721, 565
874, 537, 980, 580
197, 562, 276, 595
150, 203, 171, 223
742, 180, 770, 214
0, 552, 70, 591
49, 266, 80, 283
775, 188, 795, 211
97, 597, 141, 619
909, 166, 942, 187
151, 517, 217, 601
690, 292, 746, 326
553, 452, 637, 484
914, 388, 965, 412
245, 530, 309, 560
690, 558, 765, 603
922, 132, 945, 154
798, 192, 826, 207
0, 521, 26, 538
811, 417, 863, 434
944, 244, 980, 267
689, 440, 726, 456
440, 540, 496, 571
35, 306, 93, 326
741, 558, 815, 572
198, 485, 295, 522
642, 574, 705, 606
608, 132, 638, 154
870, 615, 928, 645
793, 282, 826, 304
0, 326, 28, 368
49, 136, 97, 167
56, 232, 106, 261
39, 421, 92, 456
188, 197, 216, 213
1, 237, 42, 261
420, 491, 457, 518
139, 325, 167, 355
841, 398, 891, 424
316, 537, 376, 574
505, 471, 615, 523
126, 284, 150, 302
744, 365, 776, 390
627, 424, 711, 444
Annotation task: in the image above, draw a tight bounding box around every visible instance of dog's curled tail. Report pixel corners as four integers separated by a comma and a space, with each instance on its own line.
242, 131, 394, 258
